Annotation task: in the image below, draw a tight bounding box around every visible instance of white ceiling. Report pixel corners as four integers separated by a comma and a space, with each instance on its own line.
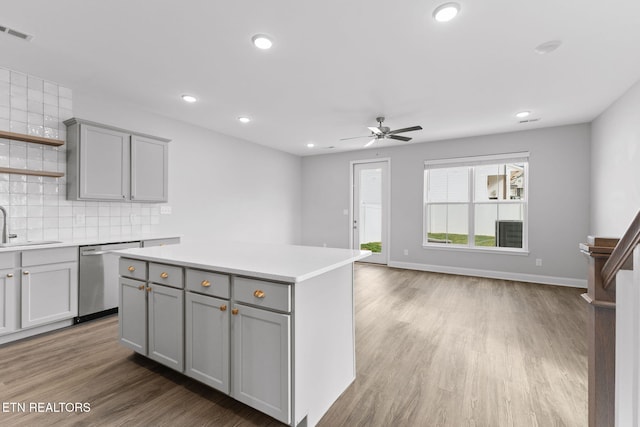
3, 1, 640, 156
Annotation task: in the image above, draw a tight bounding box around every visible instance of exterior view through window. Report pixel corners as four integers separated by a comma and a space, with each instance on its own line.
423, 153, 528, 251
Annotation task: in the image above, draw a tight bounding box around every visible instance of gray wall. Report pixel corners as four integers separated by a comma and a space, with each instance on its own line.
74, 91, 302, 245
591, 79, 640, 236
302, 124, 591, 285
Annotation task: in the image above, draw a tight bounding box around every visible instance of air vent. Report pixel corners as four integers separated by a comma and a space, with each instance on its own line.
519, 118, 541, 124
0, 24, 33, 41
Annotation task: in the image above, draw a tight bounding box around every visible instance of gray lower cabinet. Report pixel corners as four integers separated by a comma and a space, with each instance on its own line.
0, 267, 18, 336
119, 277, 147, 354
231, 303, 291, 425
119, 276, 184, 372
148, 283, 184, 371
20, 247, 78, 329
65, 118, 170, 202
185, 292, 230, 393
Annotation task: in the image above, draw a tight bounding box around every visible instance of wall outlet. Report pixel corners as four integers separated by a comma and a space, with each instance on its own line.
404, 249, 409, 256
536, 258, 543, 267
160, 205, 172, 215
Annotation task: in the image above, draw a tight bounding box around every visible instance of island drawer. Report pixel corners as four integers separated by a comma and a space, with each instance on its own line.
149, 263, 184, 289
186, 269, 230, 298
119, 258, 147, 281
233, 277, 291, 312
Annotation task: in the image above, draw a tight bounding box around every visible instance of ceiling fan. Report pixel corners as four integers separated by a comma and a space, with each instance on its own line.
340, 116, 423, 147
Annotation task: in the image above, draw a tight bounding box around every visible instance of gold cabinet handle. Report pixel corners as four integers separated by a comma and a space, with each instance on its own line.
23, 271, 30, 275
128, 266, 136, 272
6, 273, 13, 278
160, 272, 169, 279
201, 280, 211, 287
138, 284, 145, 290
253, 289, 265, 298
231, 308, 239, 315
146, 287, 152, 292
220, 304, 227, 311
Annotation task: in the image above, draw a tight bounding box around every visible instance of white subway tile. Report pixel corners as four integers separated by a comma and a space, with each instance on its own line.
27, 205, 43, 217
43, 195, 58, 206
86, 216, 98, 227
85, 227, 98, 238
28, 99, 43, 114
10, 206, 27, 217
85, 206, 98, 216
27, 194, 43, 205
28, 217, 43, 229
98, 217, 110, 227
0, 68, 10, 83
10, 194, 27, 205
27, 183, 43, 194
98, 205, 110, 216
59, 97, 72, 111
10, 109, 27, 123
43, 206, 58, 217
59, 228, 73, 239
58, 86, 72, 99
44, 228, 60, 240
10, 121, 27, 134
59, 217, 72, 228
43, 81, 58, 95
59, 206, 72, 217
0, 106, 9, 120
0, 119, 9, 131
26, 228, 44, 241
43, 217, 58, 229
27, 76, 43, 91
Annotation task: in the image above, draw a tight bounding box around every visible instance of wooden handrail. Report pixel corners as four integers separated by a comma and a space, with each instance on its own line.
601, 210, 640, 289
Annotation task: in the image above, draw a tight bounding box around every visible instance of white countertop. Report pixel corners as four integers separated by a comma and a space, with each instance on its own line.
0, 233, 182, 252
115, 242, 371, 283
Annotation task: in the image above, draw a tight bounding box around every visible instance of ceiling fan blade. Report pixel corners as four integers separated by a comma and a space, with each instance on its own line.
364, 138, 376, 147
388, 135, 412, 142
388, 125, 423, 135
340, 135, 373, 141
368, 126, 383, 135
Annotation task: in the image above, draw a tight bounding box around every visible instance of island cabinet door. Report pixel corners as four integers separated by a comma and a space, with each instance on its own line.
148, 283, 184, 372
185, 292, 230, 393
231, 303, 291, 425
119, 278, 147, 354
0, 269, 18, 336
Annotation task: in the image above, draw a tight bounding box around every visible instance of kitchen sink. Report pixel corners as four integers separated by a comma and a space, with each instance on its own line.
0, 240, 63, 248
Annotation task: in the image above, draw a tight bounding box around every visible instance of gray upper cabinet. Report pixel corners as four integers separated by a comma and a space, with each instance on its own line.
65, 118, 170, 202
131, 135, 168, 202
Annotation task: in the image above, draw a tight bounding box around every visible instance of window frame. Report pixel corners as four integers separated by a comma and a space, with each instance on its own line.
422, 152, 529, 254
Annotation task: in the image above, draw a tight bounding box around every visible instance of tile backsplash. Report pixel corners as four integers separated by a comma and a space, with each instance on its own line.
0, 66, 161, 242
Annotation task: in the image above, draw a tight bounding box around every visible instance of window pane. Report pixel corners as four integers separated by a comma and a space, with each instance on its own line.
426, 204, 468, 244
427, 167, 468, 202
475, 203, 524, 248
475, 163, 525, 201
474, 204, 497, 246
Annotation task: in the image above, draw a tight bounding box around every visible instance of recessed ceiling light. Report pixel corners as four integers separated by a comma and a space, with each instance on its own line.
515, 111, 531, 118
534, 40, 562, 55
433, 3, 461, 22
238, 116, 251, 124
306, 143, 315, 148
251, 34, 273, 50
181, 94, 197, 103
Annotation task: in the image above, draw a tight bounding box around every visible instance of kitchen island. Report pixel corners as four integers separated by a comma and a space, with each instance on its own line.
115, 242, 370, 426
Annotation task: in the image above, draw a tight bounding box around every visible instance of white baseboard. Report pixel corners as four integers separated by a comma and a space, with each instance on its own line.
387, 261, 587, 288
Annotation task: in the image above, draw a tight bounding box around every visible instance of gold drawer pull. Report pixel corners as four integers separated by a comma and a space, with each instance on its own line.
128, 266, 136, 272
23, 271, 30, 275
231, 308, 239, 315
146, 287, 152, 292
138, 284, 145, 290
220, 304, 227, 311
6, 273, 13, 278
201, 280, 211, 287
253, 289, 265, 298
160, 272, 169, 279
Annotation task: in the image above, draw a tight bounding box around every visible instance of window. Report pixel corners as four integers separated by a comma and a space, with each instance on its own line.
423, 152, 528, 252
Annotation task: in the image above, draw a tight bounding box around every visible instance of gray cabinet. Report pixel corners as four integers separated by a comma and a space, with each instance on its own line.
20, 248, 78, 329
65, 118, 169, 202
0, 268, 18, 336
231, 303, 291, 425
148, 283, 183, 371
119, 277, 147, 354
119, 258, 184, 372
185, 292, 229, 393
131, 135, 168, 202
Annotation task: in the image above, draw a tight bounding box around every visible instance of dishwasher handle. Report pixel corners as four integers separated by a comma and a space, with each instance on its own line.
81, 250, 123, 256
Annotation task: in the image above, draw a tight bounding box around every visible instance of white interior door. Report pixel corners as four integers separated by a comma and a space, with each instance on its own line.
353, 161, 389, 264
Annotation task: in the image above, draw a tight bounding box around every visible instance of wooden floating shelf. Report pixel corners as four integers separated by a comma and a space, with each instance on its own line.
0, 130, 64, 147
0, 167, 64, 178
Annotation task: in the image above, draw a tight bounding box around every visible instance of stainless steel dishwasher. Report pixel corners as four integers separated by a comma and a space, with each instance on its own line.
77, 241, 141, 323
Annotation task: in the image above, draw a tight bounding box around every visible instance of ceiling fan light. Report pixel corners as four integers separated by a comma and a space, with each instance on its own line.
364, 139, 376, 148
515, 111, 531, 118
433, 3, 460, 22
238, 116, 251, 123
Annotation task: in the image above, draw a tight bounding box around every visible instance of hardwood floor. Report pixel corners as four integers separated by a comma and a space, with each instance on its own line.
0, 264, 587, 426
